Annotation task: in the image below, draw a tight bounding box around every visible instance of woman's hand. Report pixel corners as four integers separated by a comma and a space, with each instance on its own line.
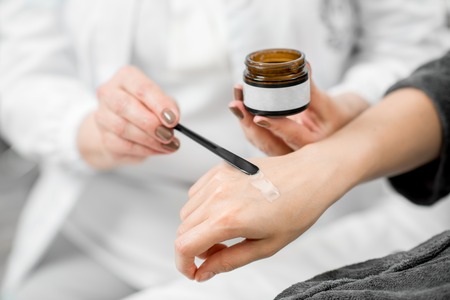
229, 80, 369, 156
175, 144, 351, 282
77, 66, 180, 169
174, 86, 443, 283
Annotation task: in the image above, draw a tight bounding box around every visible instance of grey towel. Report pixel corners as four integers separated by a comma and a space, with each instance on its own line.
275, 230, 450, 300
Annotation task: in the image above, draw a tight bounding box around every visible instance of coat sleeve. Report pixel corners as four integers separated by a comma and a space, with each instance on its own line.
386, 51, 450, 205
328, 0, 450, 104
0, 0, 96, 172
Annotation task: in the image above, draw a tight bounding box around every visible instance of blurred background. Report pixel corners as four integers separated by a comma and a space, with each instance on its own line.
0, 0, 449, 298
0, 139, 38, 280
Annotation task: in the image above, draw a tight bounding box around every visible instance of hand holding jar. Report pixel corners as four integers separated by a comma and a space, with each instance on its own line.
229, 49, 369, 156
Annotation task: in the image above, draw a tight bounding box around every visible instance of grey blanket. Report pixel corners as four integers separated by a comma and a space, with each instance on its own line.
275, 230, 450, 300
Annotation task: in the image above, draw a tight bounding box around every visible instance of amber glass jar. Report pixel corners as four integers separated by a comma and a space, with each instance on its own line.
243, 48, 310, 116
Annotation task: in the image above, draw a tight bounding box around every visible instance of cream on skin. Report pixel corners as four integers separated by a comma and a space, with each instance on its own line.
251, 171, 280, 202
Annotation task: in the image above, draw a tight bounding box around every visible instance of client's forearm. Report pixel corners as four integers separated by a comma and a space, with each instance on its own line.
345, 88, 440, 182
306, 88, 442, 189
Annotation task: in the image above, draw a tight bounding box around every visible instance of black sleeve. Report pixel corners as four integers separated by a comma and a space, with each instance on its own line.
385, 51, 450, 205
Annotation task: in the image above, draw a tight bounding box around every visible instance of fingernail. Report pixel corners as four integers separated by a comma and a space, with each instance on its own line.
234, 87, 243, 101
162, 139, 180, 151
197, 272, 215, 282
229, 107, 244, 120
256, 120, 270, 128
161, 109, 176, 125
156, 126, 173, 142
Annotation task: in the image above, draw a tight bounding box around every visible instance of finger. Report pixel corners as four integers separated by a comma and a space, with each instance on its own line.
97, 88, 176, 144
179, 177, 229, 229
174, 246, 198, 280
306, 61, 312, 77
102, 131, 164, 157
233, 85, 243, 101
113, 66, 180, 127
194, 239, 270, 282
95, 108, 178, 153
187, 162, 237, 202
180, 164, 240, 222
229, 100, 254, 128
253, 116, 316, 150
109, 154, 147, 165
197, 243, 228, 260
175, 219, 242, 280
187, 164, 224, 199
229, 101, 291, 155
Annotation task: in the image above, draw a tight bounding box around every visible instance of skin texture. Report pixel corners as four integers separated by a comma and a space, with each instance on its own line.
77, 66, 180, 169
175, 87, 442, 282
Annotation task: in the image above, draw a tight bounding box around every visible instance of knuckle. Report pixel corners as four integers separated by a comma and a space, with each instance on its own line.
179, 207, 189, 221
174, 238, 190, 256
187, 186, 196, 198
138, 116, 154, 133
134, 82, 153, 100
111, 96, 131, 115
212, 212, 241, 235
210, 184, 231, 201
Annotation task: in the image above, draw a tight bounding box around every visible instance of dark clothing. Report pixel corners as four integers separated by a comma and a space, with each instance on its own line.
387, 51, 450, 206
276, 51, 450, 300
275, 231, 450, 300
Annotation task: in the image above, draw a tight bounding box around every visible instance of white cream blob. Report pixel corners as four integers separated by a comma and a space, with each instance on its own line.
250, 171, 280, 202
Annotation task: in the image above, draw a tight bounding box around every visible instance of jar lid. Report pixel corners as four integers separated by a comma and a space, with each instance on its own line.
244, 48, 307, 83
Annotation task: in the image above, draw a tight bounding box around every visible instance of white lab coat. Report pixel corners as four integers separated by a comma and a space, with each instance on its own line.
0, 0, 449, 299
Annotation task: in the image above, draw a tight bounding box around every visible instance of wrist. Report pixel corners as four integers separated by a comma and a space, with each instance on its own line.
288, 142, 360, 209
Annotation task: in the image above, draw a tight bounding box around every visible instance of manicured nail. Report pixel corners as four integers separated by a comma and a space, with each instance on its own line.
162, 139, 180, 151
161, 109, 176, 125
229, 106, 244, 120
156, 126, 173, 142
256, 120, 271, 128
234, 87, 243, 101
197, 272, 215, 282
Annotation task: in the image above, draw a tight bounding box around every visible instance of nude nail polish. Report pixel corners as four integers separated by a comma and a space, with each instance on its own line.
162, 139, 180, 151
234, 87, 244, 101
256, 120, 271, 128
229, 106, 244, 120
156, 126, 173, 141
162, 109, 176, 125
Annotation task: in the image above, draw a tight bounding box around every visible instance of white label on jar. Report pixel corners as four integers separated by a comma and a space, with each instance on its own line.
243, 79, 310, 113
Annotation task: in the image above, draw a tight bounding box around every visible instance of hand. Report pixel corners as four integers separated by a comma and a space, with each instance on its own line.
77, 66, 180, 169
175, 145, 350, 282
229, 80, 369, 156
